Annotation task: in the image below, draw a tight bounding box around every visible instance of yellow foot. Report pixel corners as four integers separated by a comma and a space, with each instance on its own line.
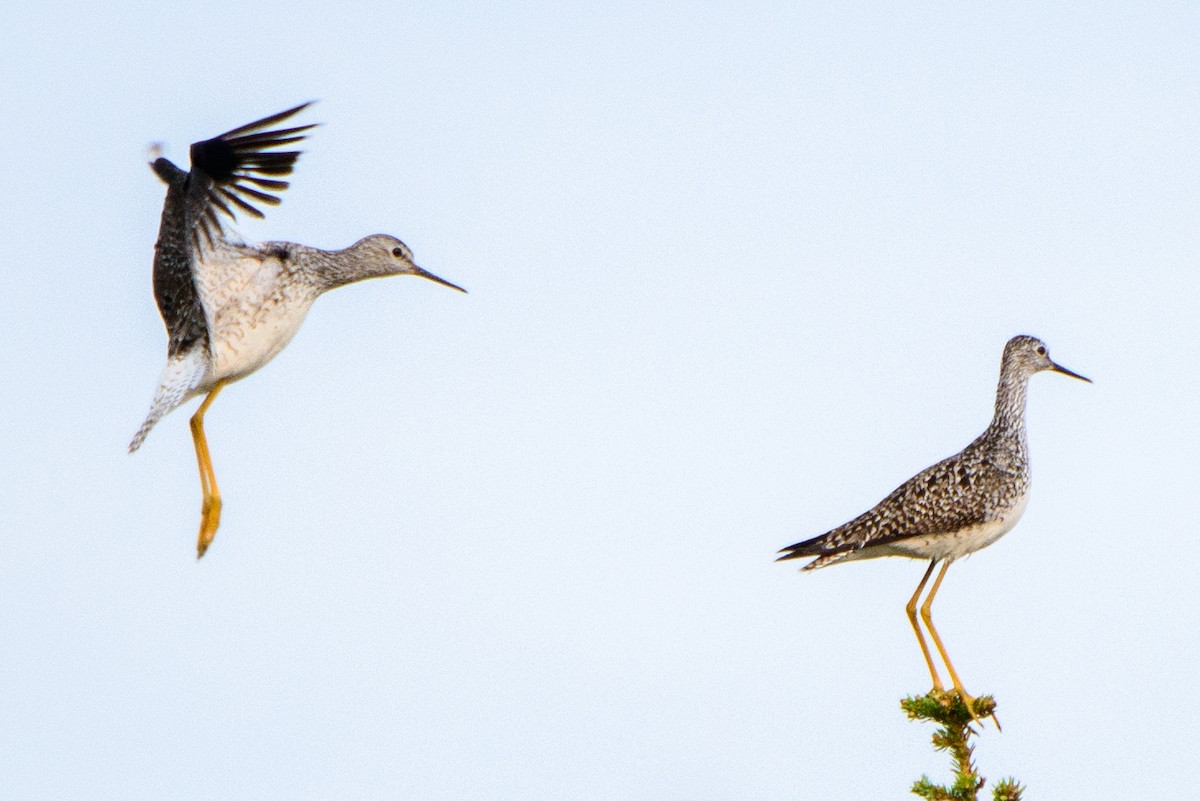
955, 689, 1001, 732
196, 495, 222, 559
921, 688, 1000, 732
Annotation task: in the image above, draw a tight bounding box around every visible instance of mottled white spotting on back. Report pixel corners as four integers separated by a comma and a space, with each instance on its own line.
843, 493, 1031, 564
128, 346, 210, 453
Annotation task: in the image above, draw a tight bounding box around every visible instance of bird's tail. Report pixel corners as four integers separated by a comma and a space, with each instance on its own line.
128, 407, 166, 454
129, 349, 208, 453
776, 534, 855, 571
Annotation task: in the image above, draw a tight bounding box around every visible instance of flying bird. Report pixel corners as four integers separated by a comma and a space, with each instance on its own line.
130, 102, 465, 558
777, 335, 1090, 724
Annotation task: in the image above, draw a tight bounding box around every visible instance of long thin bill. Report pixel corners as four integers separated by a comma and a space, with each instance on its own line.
414, 266, 467, 293
1051, 361, 1092, 383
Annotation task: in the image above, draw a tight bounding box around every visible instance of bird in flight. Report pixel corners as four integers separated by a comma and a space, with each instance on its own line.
130, 102, 465, 558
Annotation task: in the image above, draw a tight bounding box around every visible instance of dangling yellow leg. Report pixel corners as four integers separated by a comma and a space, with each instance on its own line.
920, 559, 1000, 730
906, 560, 944, 691
190, 380, 227, 559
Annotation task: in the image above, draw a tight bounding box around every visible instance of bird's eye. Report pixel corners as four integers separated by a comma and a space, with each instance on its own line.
391, 247, 404, 258
1036, 346, 1046, 355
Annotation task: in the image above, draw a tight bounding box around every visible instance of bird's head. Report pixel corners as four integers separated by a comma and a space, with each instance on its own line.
352, 234, 467, 293
1004, 335, 1091, 383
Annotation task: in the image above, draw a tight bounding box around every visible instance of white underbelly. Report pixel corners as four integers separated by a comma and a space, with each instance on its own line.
197, 249, 318, 383
210, 307, 310, 381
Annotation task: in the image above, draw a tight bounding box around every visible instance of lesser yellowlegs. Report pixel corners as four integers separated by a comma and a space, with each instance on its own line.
777, 335, 1090, 722
129, 102, 466, 558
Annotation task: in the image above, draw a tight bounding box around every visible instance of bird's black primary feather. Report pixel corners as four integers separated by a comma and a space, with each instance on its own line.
186, 101, 317, 248
149, 103, 316, 356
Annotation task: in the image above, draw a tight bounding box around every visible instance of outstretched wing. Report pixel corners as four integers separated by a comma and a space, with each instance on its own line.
149, 103, 316, 358
185, 101, 318, 249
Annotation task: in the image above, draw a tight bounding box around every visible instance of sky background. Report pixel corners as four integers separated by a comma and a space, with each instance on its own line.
1, 2, 1198, 798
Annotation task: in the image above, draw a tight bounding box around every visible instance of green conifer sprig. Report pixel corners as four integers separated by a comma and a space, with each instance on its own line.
900, 690, 1023, 801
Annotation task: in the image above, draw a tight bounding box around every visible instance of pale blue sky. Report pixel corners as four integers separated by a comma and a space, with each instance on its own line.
1, 2, 1197, 798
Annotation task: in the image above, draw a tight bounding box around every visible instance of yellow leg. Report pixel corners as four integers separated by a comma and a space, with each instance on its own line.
189, 381, 227, 559
906, 560, 944, 691
920, 559, 1000, 730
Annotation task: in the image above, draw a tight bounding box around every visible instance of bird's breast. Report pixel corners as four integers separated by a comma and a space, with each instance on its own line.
196, 251, 319, 382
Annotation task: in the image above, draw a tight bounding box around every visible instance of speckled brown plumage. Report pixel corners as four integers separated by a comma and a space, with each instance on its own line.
777, 335, 1089, 570
777, 335, 1090, 722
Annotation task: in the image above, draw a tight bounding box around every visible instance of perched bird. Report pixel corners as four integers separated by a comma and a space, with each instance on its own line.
777, 335, 1090, 722
130, 102, 465, 558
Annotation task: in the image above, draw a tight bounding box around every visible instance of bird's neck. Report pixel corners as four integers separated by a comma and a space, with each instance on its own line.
990, 361, 1031, 436
295, 242, 388, 293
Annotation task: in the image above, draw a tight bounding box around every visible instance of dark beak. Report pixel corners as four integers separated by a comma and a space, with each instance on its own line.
1051, 361, 1092, 383
414, 266, 467, 293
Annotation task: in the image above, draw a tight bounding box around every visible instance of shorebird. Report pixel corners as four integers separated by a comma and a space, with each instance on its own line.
129, 102, 465, 558
777, 335, 1089, 723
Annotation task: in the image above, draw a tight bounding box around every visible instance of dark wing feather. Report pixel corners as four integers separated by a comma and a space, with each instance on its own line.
185, 102, 317, 249
150, 159, 210, 356
148, 103, 316, 356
